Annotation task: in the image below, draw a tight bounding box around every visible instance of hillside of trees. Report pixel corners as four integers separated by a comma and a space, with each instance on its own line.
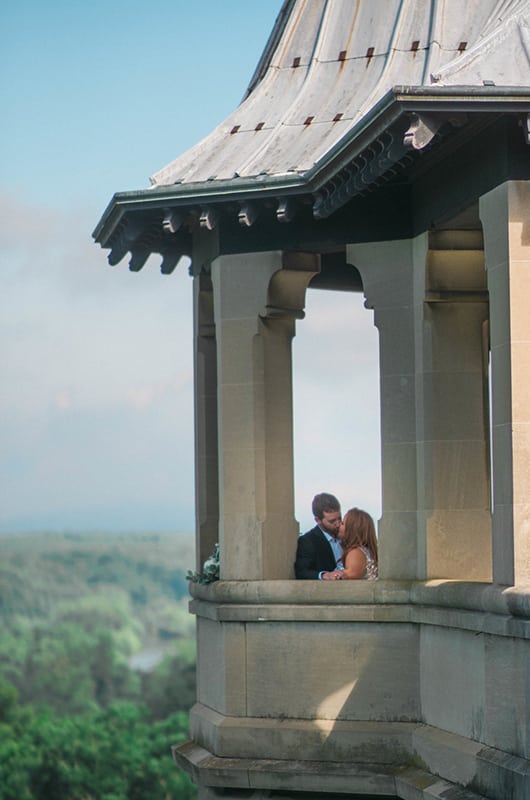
0, 531, 197, 799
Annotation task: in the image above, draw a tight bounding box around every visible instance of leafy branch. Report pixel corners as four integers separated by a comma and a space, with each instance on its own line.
186, 544, 220, 585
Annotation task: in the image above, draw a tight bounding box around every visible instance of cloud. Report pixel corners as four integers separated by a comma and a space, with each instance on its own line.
54, 390, 74, 412
1, 193, 381, 534
0, 193, 194, 532
0, 0, 386, 536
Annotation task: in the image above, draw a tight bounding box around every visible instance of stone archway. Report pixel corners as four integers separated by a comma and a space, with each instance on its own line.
292, 286, 382, 533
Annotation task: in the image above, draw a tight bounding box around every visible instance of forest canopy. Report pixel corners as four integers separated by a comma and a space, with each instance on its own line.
0, 531, 197, 799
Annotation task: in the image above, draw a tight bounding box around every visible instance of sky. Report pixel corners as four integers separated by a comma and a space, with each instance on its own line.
1, 0, 381, 536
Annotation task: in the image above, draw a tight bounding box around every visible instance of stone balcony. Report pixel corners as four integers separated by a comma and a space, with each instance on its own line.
174, 579, 530, 800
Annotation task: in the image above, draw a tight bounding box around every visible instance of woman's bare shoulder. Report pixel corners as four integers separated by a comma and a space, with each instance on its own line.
343, 547, 367, 579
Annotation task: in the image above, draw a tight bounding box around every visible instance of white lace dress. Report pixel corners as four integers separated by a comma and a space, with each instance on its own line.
359, 546, 378, 580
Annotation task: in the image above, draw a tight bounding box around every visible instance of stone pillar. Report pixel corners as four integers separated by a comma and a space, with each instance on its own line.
480, 180, 530, 586
211, 251, 319, 580
348, 233, 491, 581
193, 270, 219, 570
348, 238, 423, 579
192, 229, 222, 570
423, 230, 491, 581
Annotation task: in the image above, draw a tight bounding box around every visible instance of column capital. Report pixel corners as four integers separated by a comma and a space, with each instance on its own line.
347, 236, 428, 313
263, 252, 321, 320
213, 250, 320, 322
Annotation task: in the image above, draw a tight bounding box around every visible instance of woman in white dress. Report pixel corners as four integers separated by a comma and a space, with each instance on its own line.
337, 507, 378, 580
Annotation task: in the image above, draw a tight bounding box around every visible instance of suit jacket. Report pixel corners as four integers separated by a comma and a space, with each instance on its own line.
294, 525, 338, 579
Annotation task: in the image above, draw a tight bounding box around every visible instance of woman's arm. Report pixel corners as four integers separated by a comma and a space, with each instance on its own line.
341, 547, 367, 579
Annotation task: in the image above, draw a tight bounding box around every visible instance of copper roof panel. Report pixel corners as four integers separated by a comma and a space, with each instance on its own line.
150, 0, 530, 189
268, 0, 329, 69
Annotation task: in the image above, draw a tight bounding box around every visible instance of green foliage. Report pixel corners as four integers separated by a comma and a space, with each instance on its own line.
0, 685, 196, 800
141, 640, 197, 722
186, 543, 219, 585
0, 532, 194, 619
0, 532, 196, 719
0, 533, 198, 797
0, 680, 19, 723
0, 611, 142, 715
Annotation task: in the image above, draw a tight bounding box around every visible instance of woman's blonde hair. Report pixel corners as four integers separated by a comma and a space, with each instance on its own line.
341, 508, 378, 566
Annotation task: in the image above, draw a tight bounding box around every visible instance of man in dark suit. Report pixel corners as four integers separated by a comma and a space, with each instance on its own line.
294, 492, 343, 580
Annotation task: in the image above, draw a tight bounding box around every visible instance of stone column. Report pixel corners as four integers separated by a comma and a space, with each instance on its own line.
348, 233, 491, 581
423, 230, 491, 581
211, 250, 319, 580
480, 180, 530, 586
348, 238, 423, 579
193, 270, 219, 570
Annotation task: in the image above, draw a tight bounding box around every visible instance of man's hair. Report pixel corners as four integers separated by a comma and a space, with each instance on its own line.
312, 492, 340, 520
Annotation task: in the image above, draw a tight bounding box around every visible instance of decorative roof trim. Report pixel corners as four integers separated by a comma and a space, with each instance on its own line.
94, 86, 529, 251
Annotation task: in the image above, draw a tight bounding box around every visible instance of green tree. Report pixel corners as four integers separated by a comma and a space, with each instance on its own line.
142, 641, 196, 721
0, 684, 196, 800
0, 531, 196, 720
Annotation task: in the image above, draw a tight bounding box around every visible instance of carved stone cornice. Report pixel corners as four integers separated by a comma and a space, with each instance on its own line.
94, 92, 530, 273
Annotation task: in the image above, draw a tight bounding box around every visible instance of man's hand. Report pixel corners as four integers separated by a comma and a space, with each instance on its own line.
321, 570, 343, 580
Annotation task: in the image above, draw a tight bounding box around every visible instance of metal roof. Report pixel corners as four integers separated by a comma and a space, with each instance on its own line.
93, 0, 530, 269
150, 0, 530, 189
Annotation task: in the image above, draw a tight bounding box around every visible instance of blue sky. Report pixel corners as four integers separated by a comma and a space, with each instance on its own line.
1, 1, 381, 535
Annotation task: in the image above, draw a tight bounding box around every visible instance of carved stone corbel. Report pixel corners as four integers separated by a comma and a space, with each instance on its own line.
404, 112, 443, 150
162, 209, 183, 234
261, 252, 320, 319
276, 198, 296, 223
128, 248, 150, 272
238, 202, 258, 227
404, 111, 465, 150
160, 251, 184, 275
199, 207, 218, 231
107, 218, 143, 266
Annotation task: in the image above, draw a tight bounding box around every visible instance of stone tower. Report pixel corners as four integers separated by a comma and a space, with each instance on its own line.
94, 2, 530, 797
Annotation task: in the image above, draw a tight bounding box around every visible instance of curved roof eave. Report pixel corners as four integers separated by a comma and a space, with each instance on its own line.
94, 0, 530, 270
93, 85, 530, 247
